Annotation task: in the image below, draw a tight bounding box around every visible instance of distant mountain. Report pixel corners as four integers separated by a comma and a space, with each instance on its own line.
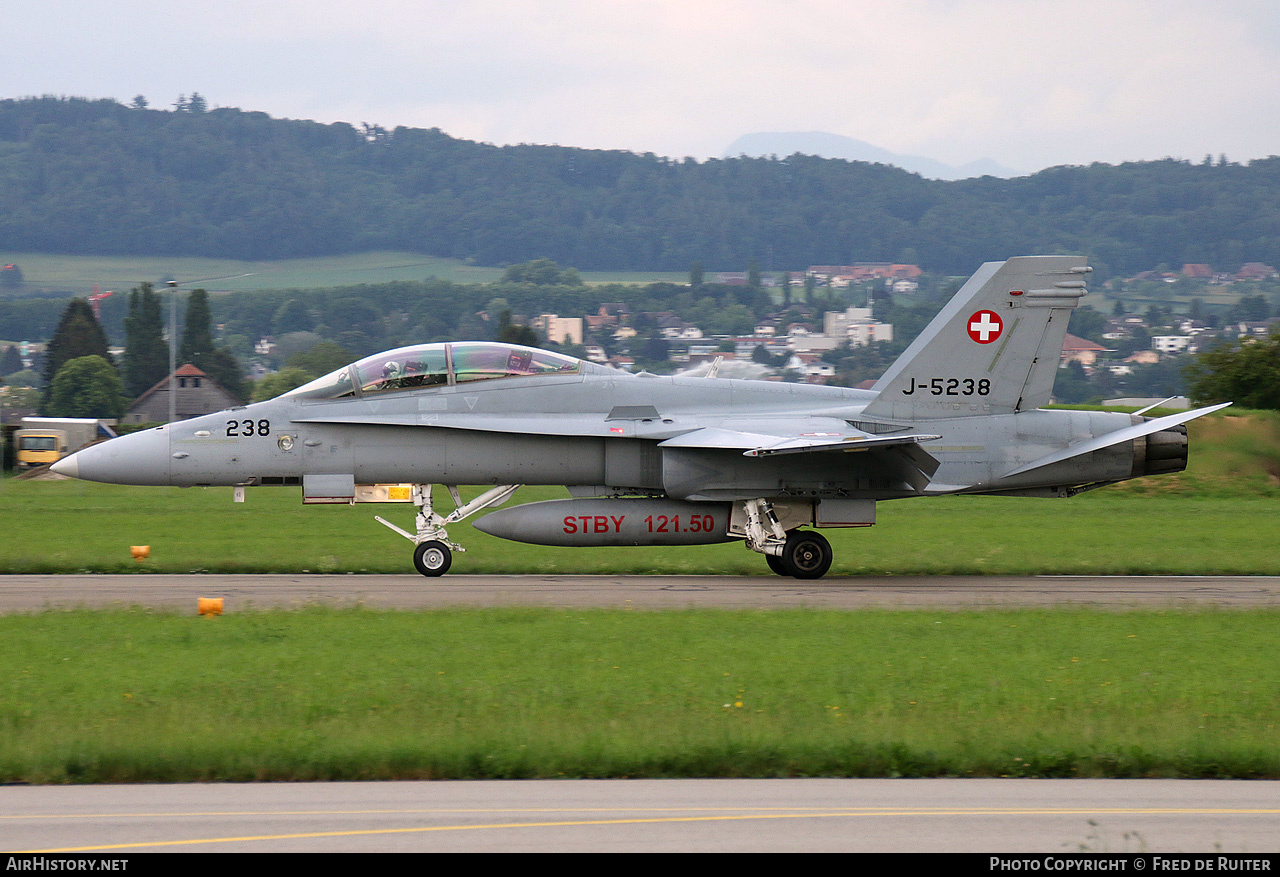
724, 131, 1020, 180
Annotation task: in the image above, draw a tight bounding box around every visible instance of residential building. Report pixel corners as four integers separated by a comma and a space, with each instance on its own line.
125, 364, 241, 425
806, 263, 921, 286
1151, 335, 1193, 354
1060, 334, 1109, 368
734, 337, 790, 360
1235, 263, 1277, 281
531, 314, 583, 346
784, 353, 835, 380
823, 306, 894, 346
1228, 320, 1280, 339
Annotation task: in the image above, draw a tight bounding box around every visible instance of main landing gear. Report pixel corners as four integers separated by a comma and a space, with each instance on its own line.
773, 529, 833, 579
376, 484, 520, 577
740, 498, 834, 579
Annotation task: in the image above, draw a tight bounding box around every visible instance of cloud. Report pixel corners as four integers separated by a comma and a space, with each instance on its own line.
4, 0, 1280, 172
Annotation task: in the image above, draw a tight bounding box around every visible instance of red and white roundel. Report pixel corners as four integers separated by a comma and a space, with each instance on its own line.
967, 309, 1003, 344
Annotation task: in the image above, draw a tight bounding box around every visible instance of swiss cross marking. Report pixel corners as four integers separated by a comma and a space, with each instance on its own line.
967, 310, 1003, 344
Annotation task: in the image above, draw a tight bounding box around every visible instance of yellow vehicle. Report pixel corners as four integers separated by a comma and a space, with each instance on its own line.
15, 417, 116, 470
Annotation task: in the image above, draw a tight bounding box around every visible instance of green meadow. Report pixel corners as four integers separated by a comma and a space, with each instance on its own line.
1, 478, 1277, 576
1, 251, 687, 295
2, 607, 1277, 783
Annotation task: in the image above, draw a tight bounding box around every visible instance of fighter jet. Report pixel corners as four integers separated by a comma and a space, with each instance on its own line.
52, 256, 1227, 579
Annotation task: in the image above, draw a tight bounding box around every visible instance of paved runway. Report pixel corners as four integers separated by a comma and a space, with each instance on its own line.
4, 778, 1279, 853
4, 573, 1280, 612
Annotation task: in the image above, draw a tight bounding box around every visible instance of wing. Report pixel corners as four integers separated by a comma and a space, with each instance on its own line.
292, 407, 943, 489
658, 417, 943, 493
657, 424, 942, 457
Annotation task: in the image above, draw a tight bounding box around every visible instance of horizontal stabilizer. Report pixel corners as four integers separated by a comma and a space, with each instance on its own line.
999, 403, 1231, 479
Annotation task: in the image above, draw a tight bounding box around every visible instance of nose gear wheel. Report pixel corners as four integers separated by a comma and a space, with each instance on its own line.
413, 540, 452, 576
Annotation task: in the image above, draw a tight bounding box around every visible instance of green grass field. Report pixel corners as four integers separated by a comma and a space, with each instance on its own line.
0, 251, 688, 295
2, 607, 1277, 782
1, 479, 1277, 576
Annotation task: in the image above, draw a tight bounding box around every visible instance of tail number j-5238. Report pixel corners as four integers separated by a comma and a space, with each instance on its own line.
902, 378, 990, 396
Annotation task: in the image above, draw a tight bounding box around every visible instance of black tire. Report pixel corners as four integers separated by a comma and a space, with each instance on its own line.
780, 530, 832, 579
765, 553, 790, 576
413, 540, 452, 577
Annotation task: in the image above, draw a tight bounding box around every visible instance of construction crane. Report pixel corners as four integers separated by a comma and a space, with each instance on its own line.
88, 284, 113, 321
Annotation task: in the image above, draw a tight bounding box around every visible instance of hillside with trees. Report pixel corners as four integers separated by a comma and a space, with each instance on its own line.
2, 96, 1280, 276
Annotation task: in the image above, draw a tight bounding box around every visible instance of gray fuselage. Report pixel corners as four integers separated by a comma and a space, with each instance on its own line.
73, 368, 1153, 502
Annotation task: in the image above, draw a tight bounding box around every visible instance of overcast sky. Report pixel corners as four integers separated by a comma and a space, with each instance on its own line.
6, 0, 1279, 175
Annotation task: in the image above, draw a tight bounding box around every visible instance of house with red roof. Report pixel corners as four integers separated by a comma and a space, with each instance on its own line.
1059, 334, 1108, 369
124, 364, 242, 425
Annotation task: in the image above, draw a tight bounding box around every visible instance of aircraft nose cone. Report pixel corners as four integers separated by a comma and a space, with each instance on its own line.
49, 454, 78, 478
55, 426, 172, 485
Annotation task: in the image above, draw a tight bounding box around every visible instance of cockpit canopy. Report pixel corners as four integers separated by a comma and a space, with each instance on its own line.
282, 342, 584, 400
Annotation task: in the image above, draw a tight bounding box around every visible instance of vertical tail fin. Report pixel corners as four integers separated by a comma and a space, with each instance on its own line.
861, 255, 1090, 421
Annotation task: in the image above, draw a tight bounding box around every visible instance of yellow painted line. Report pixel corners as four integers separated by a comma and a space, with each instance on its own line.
7, 806, 1280, 821
20, 807, 1280, 853
2, 807, 772, 820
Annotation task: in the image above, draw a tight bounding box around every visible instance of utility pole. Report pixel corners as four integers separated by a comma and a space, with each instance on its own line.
167, 280, 177, 424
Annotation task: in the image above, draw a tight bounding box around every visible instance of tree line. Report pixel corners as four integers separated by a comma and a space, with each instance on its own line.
21, 286, 246, 419
0, 265, 800, 377
16, 267, 1280, 419
3, 96, 1280, 276
14, 256, 935, 416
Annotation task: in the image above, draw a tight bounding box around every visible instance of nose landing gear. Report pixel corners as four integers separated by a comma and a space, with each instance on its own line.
413, 540, 453, 576
376, 483, 520, 577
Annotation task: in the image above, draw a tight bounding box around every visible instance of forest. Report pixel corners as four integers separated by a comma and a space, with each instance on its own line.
2, 96, 1280, 277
